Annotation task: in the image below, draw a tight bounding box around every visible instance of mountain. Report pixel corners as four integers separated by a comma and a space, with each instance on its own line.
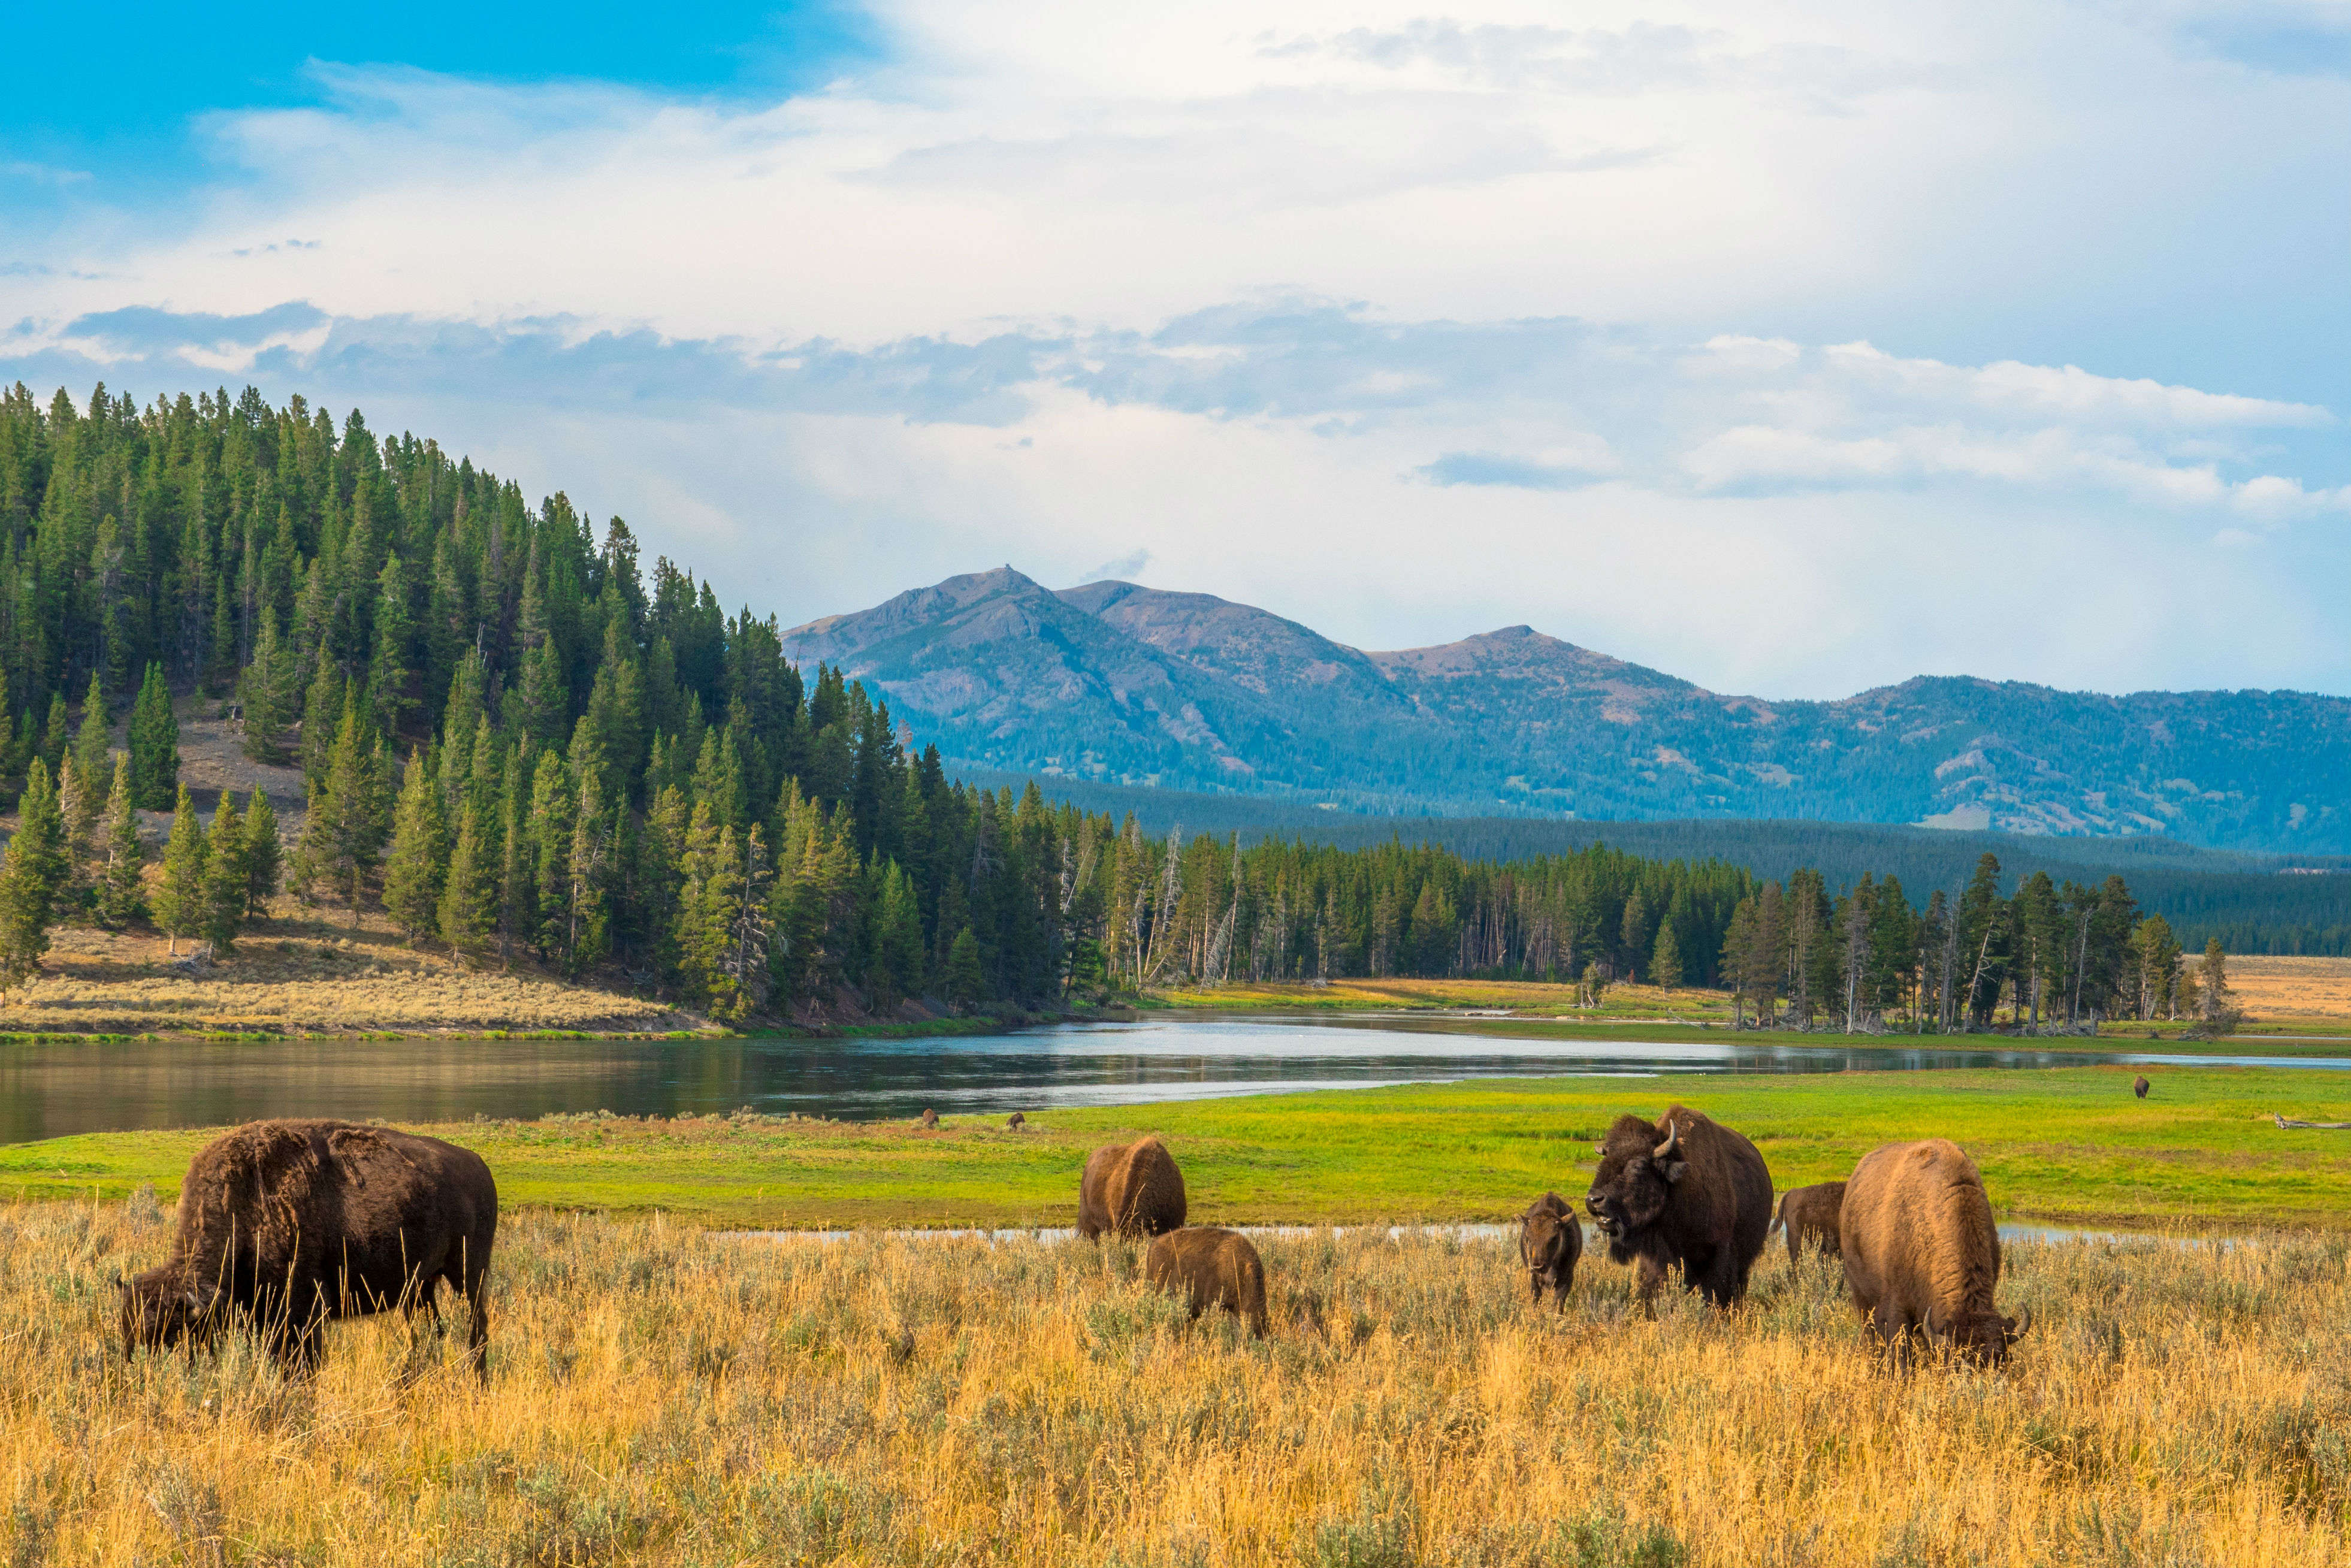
781, 569, 2351, 853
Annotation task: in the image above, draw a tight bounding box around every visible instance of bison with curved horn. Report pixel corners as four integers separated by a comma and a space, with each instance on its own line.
1585, 1106, 1772, 1309
119, 1119, 498, 1382
1839, 1138, 2030, 1367
1077, 1135, 1187, 1240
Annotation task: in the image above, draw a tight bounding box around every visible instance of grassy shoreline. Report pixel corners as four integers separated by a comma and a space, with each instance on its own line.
10, 1065, 2349, 1231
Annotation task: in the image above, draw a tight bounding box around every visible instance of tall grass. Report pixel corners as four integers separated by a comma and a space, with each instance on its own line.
3, 1202, 2346, 1564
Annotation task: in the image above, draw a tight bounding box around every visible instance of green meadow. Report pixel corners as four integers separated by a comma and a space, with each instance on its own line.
7, 1063, 2347, 1231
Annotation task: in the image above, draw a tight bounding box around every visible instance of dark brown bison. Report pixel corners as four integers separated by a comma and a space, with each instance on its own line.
2134, 1075, 2150, 1099
1144, 1226, 1268, 1337
1006, 1111, 1026, 1131
1077, 1135, 1187, 1240
1839, 1138, 2029, 1367
918, 1107, 940, 1129
1585, 1105, 1772, 1308
1769, 1182, 1847, 1265
1518, 1191, 1582, 1309
119, 1119, 497, 1381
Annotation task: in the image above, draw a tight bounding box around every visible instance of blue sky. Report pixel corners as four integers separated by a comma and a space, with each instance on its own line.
2, 1, 2346, 699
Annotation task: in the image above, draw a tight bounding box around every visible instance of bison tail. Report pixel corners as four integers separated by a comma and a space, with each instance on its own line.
1767, 1194, 1786, 1236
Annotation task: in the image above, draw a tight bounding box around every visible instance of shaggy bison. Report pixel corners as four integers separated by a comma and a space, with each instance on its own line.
1839, 1138, 2029, 1367
2134, 1075, 2150, 1099
1077, 1135, 1187, 1240
1585, 1106, 1773, 1308
119, 1119, 497, 1381
1144, 1226, 1268, 1337
918, 1107, 940, 1129
1769, 1182, 1847, 1265
1518, 1191, 1583, 1309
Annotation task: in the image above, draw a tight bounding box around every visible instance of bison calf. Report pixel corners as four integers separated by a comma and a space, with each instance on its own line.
1518, 1191, 1582, 1309
1770, 1182, 1847, 1265
1145, 1226, 1268, 1337
121, 1119, 497, 1382
1077, 1135, 1187, 1240
1840, 1138, 2029, 1368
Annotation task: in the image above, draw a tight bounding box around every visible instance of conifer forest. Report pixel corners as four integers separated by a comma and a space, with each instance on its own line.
0, 384, 2196, 1030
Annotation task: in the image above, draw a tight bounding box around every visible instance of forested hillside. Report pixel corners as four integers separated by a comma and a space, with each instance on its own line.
0, 385, 2206, 1031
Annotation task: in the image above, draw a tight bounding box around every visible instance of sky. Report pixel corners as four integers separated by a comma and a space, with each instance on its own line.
2, 0, 2345, 700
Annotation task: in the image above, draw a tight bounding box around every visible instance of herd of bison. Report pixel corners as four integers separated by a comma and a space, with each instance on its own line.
114, 1105, 2033, 1385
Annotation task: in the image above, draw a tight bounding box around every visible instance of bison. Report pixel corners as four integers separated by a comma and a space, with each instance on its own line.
119, 1119, 497, 1382
1077, 1135, 1187, 1240
1144, 1226, 1268, 1337
1585, 1105, 1772, 1308
1769, 1181, 1847, 1265
2134, 1075, 2150, 1099
1518, 1191, 1583, 1309
917, 1107, 940, 1129
1007, 1111, 1027, 1132
1839, 1138, 2029, 1367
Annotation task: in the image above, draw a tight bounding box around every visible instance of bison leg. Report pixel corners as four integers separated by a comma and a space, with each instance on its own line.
1633, 1256, 1669, 1313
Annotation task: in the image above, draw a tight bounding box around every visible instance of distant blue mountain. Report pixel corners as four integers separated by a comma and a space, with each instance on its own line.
782, 568, 2351, 854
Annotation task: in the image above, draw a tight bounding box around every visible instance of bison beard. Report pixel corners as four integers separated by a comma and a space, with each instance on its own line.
1839, 1138, 2029, 1368
119, 1119, 498, 1382
1585, 1106, 1773, 1309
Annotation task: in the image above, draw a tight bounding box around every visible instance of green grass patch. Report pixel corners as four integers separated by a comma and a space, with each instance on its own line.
7, 1065, 2348, 1231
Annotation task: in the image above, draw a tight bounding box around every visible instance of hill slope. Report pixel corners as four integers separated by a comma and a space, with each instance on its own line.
784, 569, 2351, 854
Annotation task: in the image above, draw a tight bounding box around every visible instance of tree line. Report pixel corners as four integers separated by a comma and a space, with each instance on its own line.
0, 383, 2185, 1029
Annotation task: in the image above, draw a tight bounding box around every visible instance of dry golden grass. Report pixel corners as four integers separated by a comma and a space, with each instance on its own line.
0, 908, 697, 1035
6, 1201, 2347, 1565
2199, 956, 2351, 1022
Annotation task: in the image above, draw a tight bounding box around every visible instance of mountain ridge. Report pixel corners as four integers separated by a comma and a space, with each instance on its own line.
780, 568, 2350, 853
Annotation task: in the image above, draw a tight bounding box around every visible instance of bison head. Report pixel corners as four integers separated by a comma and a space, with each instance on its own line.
1585, 1114, 1688, 1244
118, 1267, 205, 1358
1947, 1305, 2032, 1367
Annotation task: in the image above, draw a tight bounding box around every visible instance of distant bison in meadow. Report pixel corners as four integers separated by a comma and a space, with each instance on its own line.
1007, 1111, 1026, 1131
119, 1119, 497, 1382
918, 1107, 940, 1129
1585, 1105, 1773, 1309
2134, 1075, 2150, 1099
1078, 1135, 1187, 1240
1145, 1226, 1268, 1337
1518, 1191, 1582, 1309
1839, 1138, 2029, 1367
1770, 1182, 1848, 1265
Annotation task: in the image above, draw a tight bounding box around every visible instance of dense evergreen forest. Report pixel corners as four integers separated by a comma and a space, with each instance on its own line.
0, 385, 2198, 1031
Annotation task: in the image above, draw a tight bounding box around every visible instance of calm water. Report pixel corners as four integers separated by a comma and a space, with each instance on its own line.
5, 1013, 2344, 1144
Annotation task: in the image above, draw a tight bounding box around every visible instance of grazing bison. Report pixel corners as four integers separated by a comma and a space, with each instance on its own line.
2134, 1075, 2150, 1099
1839, 1138, 2029, 1367
1518, 1191, 1583, 1309
1144, 1226, 1268, 1337
1769, 1182, 1848, 1265
917, 1107, 940, 1129
1007, 1111, 1026, 1132
1077, 1135, 1187, 1240
119, 1119, 497, 1382
1585, 1106, 1772, 1308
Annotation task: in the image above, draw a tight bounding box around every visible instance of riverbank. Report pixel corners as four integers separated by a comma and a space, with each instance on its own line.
11, 1066, 2349, 1229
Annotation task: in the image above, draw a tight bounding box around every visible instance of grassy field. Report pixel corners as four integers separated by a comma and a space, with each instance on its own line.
4, 1204, 2346, 1566
11, 1066, 2351, 1231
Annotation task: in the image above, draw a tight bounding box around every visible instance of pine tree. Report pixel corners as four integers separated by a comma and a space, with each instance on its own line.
55, 754, 97, 911
71, 670, 111, 791
126, 663, 180, 809
98, 756, 146, 929
201, 793, 247, 953
1651, 920, 1684, 992
943, 926, 984, 1014
0, 760, 69, 989
382, 748, 448, 945
439, 800, 498, 968
296, 692, 391, 923
237, 618, 297, 763
562, 775, 612, 977
240, 790, 282, 919
152, 784, 208, 955
872, 862, 924, 1008
298, 652, 344, 790
367, 555, 418, 734
37, 692, 68, 777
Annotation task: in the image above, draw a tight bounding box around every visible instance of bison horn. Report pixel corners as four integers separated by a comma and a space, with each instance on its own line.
2006, 1306, 2033, 1341
1652, 1120, 1682, 1160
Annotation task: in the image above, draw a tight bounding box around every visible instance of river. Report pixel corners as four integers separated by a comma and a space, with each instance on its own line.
5, 1013, 2343, 1144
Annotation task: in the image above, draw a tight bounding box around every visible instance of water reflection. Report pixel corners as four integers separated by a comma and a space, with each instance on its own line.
4, 1013, 2344, 1144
